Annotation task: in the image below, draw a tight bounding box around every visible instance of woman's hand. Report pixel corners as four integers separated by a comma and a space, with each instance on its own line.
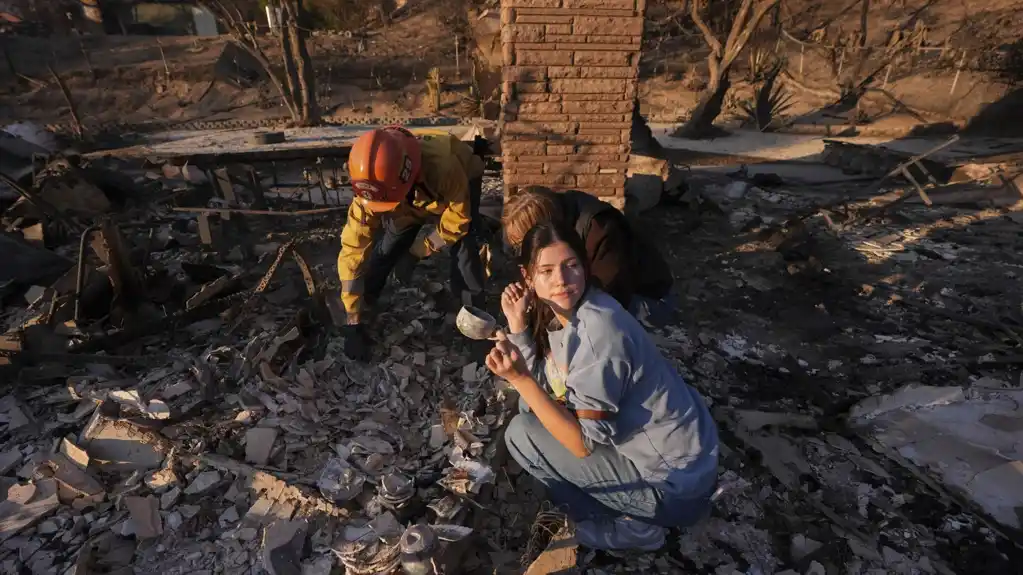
501, 282, 533, 334
485, 336, 530, 384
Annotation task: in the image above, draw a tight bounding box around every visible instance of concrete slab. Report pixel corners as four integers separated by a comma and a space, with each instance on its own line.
649, 125, 1023, 165
83, 125, 481, 164
851, 384, 1023, 529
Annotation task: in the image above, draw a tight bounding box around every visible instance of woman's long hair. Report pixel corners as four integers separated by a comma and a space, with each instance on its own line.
517, 222, 591, 361
501, 186, 564, 252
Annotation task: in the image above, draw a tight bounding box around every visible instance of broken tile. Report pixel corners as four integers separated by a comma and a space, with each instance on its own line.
0, 450, 22, 476
0, 478, 59, 543
245, 428, 279, 466
185, 471, 221, 495
124, 496, 162, 539
58, 438, 89, 470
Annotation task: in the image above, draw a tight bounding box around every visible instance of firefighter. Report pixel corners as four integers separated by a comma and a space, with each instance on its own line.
338, 127, 487, 361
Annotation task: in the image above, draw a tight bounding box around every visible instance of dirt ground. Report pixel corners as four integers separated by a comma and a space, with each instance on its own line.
2, 0, 1022, 132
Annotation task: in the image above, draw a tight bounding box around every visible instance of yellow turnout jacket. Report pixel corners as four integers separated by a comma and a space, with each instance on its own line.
337, 130, 485, 318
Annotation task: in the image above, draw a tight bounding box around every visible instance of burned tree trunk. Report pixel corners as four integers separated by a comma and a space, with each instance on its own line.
200, 0, 318, 126
283, 0, 319, 125
673, 0, 779, 139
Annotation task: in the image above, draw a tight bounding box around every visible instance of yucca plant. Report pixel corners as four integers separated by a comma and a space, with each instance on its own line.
747, 46, 774, 83
738, 66, 795, 131
426, 67, 443, 113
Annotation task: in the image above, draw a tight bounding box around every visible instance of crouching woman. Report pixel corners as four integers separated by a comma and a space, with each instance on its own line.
484, 222, 719, 551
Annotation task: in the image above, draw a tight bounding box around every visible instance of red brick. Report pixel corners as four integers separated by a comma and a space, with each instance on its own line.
569, 134, 622, 144
512, 155, 573, 164
624, 80, 638, 98
565, 42, 641, 51
573, 16, 643, 36
516, 8, 635, 16
517, 93, 551, 102
503, 66, 548, 82
505, 173, 576, 186
503, 24, 546, 43
587, 35, 643, 44
517, 82, 550, 93
550, 79, 624, 93
578, 144, 627, 155
505, 121, 576, 134
501, 8, 515, 24
506, 0, 563, 7
548, 34, 586, 43
519, 102, 562, 114
561, 93, 631, 100
506, 164, 546, 174
519, 114, 571, 122
503, 141, 548, 156
513, 43, 550, 50
565, 0, 636, 8
574, 127, 624, 135
517, 50, 573, 66
568, 113, 630, 122
574, 51, 633, 66
577, 121, 632, 129
579, 187, 622, 197
546, 23, 572, 34
547, 144, 575, 154
583, 67, 636, 78
562, 100, 632, 114
576, 174, 626, 187
547, 66, 634, 79
545, 162, 599, 174
515, 14, 573, 24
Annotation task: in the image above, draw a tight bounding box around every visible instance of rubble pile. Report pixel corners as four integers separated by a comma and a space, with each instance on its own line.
2, 121, 1023, 575
0, 135, 517, 574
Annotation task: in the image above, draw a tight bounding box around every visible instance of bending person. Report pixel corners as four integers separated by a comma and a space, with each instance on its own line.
501, 186, 673, 320
484, 222, 718, 551
337, 127, 487, 360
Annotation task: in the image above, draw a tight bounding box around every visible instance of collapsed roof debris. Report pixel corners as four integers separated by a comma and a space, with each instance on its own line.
0, 118, 1022, 575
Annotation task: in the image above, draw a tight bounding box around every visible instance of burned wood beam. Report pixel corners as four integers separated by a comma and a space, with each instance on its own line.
90, 221, 148, 312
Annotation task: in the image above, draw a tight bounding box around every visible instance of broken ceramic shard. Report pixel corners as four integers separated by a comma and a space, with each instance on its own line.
378, 473, 415, 512
316, 458, 365, 502
399, 524, 438, 575
426, 496, 464, 521
439, 460, 495, 495
333, 514, 403, 575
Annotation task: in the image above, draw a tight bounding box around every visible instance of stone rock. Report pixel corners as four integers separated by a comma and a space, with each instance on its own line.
262, 519, 309, 575
805, 561, 826, 575
219, 506, 240, 527
124, 496, 162, 539
160, 487, 181, 510
0, 450, 22, 475
849, 384, 964, 421
791, 534, 823, 561
245, 428, 279, 466
0, 479, 59, 543
80, 413, 168, 471
185, 471, 222, 495
166, 511, 183, 530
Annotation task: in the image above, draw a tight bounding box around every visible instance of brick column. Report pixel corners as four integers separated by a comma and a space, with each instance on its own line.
500, 0, 646, 210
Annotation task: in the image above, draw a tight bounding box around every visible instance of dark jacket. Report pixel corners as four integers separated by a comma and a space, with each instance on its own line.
559, 191, 673, 308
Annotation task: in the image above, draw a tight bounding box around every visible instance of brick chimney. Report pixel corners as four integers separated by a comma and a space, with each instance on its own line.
499, 0, 647, 210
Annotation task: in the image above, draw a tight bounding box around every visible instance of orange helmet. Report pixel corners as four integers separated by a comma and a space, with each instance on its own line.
347, 127, 422, 212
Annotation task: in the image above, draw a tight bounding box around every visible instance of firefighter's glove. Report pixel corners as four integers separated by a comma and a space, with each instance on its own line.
342, 323, 371, 362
